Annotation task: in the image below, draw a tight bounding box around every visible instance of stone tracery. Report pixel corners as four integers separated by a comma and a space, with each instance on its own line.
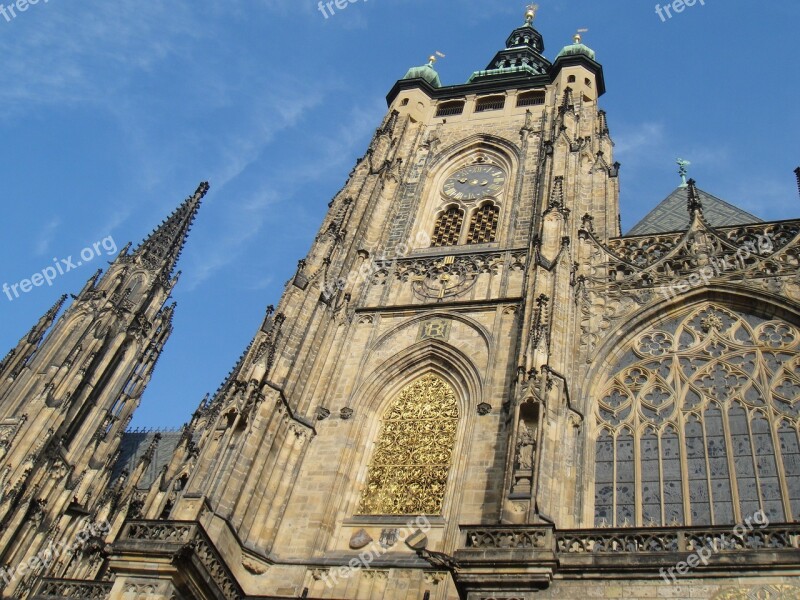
595, 303, 800, 527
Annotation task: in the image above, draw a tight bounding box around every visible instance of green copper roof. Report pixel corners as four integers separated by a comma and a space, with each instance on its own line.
556, 42, 596, 61
402, 63, 441, 88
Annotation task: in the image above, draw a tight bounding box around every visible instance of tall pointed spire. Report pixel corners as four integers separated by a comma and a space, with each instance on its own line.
134, 182, 209, 277
26, 294, 68, 345
0, 294, 67, 378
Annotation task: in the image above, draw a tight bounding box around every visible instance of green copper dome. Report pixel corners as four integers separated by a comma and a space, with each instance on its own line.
556, 34, 596, 61
402, 58, 442, 88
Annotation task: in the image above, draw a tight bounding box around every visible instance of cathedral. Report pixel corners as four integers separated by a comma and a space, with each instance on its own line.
2, 7, 800, 600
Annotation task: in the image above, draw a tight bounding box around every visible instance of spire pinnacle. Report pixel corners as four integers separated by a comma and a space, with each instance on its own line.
687, 178, 703, 215
794, 166, 800, 199
27, 294, 68, 344
427, 51, 445, 67
525, 4, 539, 25
677, 158, 691, 188
135, 182, 209, 277
574, 28, 588, 44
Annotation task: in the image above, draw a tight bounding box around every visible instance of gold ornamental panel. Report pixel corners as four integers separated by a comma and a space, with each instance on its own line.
358, 374, 459, 515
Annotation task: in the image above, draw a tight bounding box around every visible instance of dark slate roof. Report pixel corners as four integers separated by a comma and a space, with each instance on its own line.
627, 186, 762, 236
112, 430, 184, 489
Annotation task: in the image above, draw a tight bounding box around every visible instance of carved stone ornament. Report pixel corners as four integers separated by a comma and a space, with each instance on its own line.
477, 402, 492, 416
340, 407, 354, 420
418, 318, 451, 342
379, 528, 398, 549
241, 556, 268, 575
404, 529, 428, 551
349, 528, 372, 550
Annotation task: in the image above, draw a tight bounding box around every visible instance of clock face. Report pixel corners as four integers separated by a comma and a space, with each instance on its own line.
443, 165, 506, 201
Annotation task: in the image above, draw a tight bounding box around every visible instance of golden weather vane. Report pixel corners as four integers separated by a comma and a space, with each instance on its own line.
525, 4, 539, 25
428, 51, 446, 66
574, 28, 589, 43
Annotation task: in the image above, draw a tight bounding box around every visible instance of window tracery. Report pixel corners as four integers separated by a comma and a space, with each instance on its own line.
594, 303, 800, 526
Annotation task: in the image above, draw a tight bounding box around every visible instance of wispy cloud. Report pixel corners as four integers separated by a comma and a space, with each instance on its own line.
613, 122, 665, 160
34, 217, 61, 256
183, 100, 382, 290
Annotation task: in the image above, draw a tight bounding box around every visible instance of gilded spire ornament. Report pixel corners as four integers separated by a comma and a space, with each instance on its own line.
524, 4, 539, 25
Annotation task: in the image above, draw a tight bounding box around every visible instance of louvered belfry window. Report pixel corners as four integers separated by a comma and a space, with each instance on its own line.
467, 203, 499, 244
431, 206, 464, 247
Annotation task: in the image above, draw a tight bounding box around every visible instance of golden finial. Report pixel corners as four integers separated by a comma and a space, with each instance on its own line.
428, 51, 446, 66
525, 4, 539, 25
574, 28, 588, 44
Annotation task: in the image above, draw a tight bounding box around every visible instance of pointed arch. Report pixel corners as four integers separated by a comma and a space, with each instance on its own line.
586, 292, 800, 526
346, 339, 484, 521
410, 135, 520, 250
358, 374, 459, 515
431, 205, 465, 247
467, 201, 500, 244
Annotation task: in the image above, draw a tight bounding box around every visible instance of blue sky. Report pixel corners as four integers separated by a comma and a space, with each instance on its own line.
0, 0, 798, 429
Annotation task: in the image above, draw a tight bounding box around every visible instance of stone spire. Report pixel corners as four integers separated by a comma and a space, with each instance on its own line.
794, 166, 800, 199
25, 293, 67, 346
134, 182, 209, 277
0, 294, 67, 378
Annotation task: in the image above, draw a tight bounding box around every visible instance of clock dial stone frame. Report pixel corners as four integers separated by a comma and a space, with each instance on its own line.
442, 164, 506, 201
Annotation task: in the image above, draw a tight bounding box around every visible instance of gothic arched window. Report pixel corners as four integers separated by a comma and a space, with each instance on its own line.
467, 203, 499, 244
431, 206, 464, 247
593, 303, 800, 527
358, 374, 459, 515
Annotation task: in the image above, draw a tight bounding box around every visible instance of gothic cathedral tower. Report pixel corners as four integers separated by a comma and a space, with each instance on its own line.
22, 7, 800, 600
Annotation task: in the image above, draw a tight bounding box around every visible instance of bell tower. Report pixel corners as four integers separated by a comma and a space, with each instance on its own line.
68, 8, 619, 600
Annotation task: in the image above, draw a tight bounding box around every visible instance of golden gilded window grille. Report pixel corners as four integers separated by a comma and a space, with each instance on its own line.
431, 207, 464, 247
358, 374, 459, 515
467, 203, 499, 244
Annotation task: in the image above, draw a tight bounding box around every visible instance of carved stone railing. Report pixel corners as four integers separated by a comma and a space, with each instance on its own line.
465, 526, 551, 550
556, 524, 800, 555
461, 523, 800, 556
33, 579, 112, 600
116, 520, 242, 600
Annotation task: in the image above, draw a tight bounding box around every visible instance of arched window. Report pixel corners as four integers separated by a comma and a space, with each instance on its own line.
467, 203, 499, 244
475, 96, 505, 113
594, 303, 800, 526
358, 374, 459, 515
517, 91, 545, 107
432, 206, 464, 247
435, 100, 465, 118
